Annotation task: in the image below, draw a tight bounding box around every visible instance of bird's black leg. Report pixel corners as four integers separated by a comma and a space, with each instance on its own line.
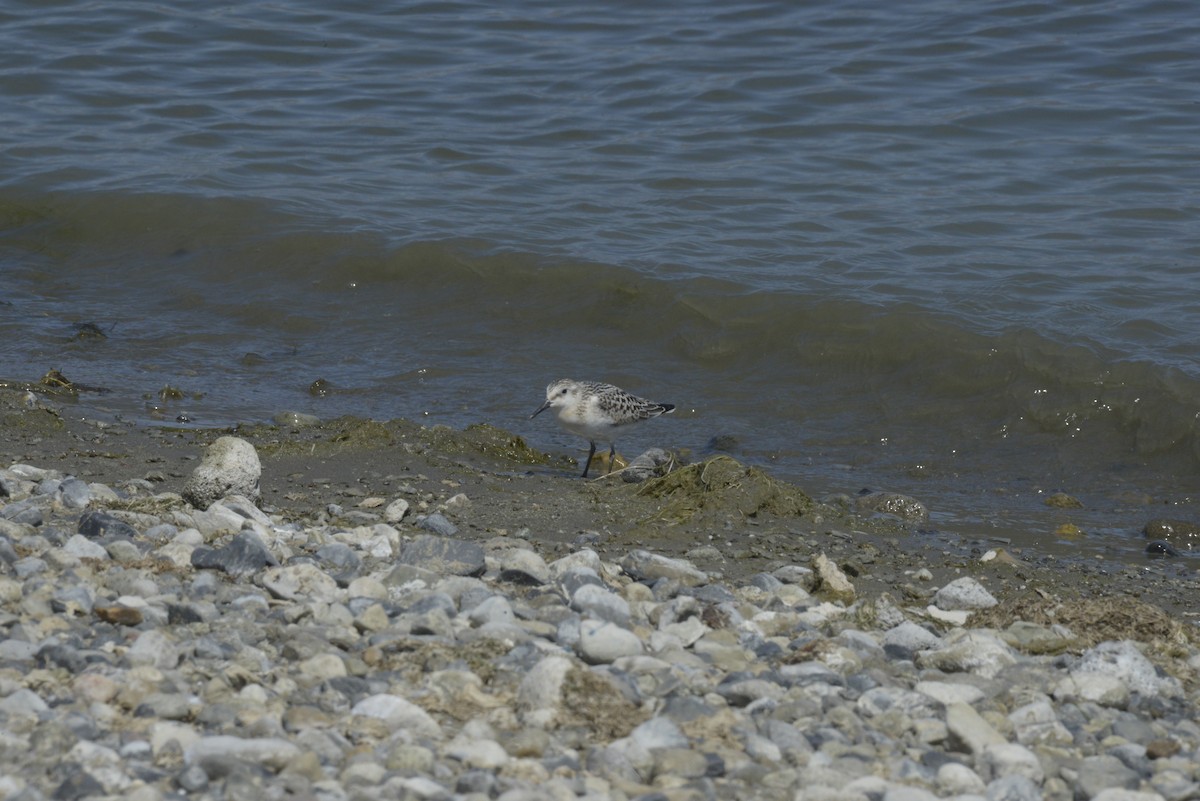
581, 441, 597, 478
606, 443, 616, 475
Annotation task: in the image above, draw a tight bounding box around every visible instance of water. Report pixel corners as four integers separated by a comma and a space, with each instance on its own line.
3, 0, 1200, 564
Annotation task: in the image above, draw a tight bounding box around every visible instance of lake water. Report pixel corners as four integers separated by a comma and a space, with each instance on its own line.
3, 0, 1200, 564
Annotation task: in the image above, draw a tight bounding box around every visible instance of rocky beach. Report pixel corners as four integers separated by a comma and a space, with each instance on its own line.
2, 388, 1200, 801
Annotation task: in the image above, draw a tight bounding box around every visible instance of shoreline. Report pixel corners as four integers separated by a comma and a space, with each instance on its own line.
4, 388, 1197, 618
3, 388, 1200, 800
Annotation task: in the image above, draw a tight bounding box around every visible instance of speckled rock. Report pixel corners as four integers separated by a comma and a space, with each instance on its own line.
181, 436, 262, 509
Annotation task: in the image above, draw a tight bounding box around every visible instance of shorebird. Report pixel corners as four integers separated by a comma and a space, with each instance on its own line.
530, 378, 675, 478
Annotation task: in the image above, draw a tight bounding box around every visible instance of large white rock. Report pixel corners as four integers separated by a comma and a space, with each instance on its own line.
182, 436, 261, 509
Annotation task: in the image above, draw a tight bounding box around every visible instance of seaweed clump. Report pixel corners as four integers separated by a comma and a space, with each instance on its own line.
971, 593, 1198, 655
637, 455, 813, 524
425, 423, 550, 466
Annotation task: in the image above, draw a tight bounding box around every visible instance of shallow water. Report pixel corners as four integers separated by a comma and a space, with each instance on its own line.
2, 0, 1200, 562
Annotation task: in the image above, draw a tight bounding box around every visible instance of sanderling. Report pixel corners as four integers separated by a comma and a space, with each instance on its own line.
530, 379, 675, 478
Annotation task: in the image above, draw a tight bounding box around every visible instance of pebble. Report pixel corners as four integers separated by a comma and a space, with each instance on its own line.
2, 454, 1199, 801
399, 533, 484, 576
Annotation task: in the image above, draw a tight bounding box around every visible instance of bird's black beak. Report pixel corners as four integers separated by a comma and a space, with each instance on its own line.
530, 401, 550, 419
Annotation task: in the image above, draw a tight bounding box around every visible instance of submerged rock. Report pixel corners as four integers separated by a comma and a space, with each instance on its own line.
854, 490, 929, 522
1144, 518, 1200, 548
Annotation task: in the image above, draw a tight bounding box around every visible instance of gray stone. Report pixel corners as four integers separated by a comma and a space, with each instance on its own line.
621, 448, 672, 483
1108, 743, 1151, 777
143, 523, 179, 543
883, 621, 943, 653
985, 774, 1043, 801
184, 503, 247, 536
779, 661, 844, 687
629, 716, 688, 751
181, 436, 262, 509
62, 534, 110, 560
946, 702, 1007, 754
350, 694, 442, 738
13, 556, 47, 577
761, 718, 814, 760
417, 513, 458, 537
620, 550, 707, 586
571, 583, 631, 625
176, 764, 209, 792
914, 680, 984, 706
1, 499, 44, 527
517, 655, 573, 728
979, 743, 1044, 784
577, 619, 643, 664
466, 595, 515, 627
937, 762, 986, 795
191, 530, 278, 577
78, 510, 138, 540
0, 639, 39, 662
812, 552, 855, 602
384, 498, 410, 524
717, 675, 785, 706
1091, 791, 1172, 801
316, 542, 361, 574
1009, 699, 1073, 746
934, 577, 999, 610
58, 478, 92, 510
1075, 754, 1141, 799
498, 548, 549, 585
261, 563, 341, 603
39, 642, 87, 672
106, 539, 143, 563
558, 566, 606, 599
0, 687, 50, 715
856, 686, 941, 720
916, 630, 1017, 679
210, 494, 274, 527
1075, 640, 1180, 698
398, 534, 485, 577
135, 693, 199, 720
53, 769, 106, 801
52, 585, 95, 615
883, 787, 940, 801
548, 549, 604, 579
126, 630, 180, 670
185, 736, 301, 771
1054, 671, 1130, 708
445, 738, 509, 770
